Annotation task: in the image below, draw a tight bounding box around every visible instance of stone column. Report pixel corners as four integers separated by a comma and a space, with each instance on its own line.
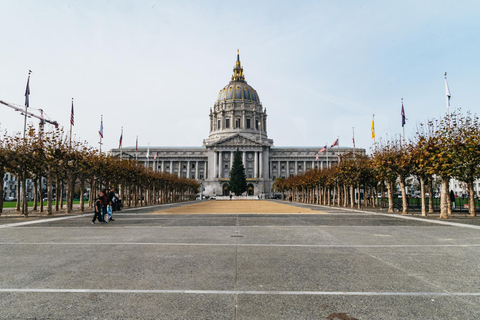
295, 161, 298, 176
230, 151, 234, 169
259, 150, 263, 178
214, 152, 218, 178
242, 151, 246, 167
219, 152, 223, 178
254, 151, 258, 178
195, 161, 199, 180
187, 161, 191, 179
170, 160, 173, 173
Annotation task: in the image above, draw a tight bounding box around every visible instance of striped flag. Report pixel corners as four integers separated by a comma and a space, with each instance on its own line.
98, 119, 103, 138
70, 100, 74, 126
118, 128, 123, 148
330, 138, 339, 148
154, 152, 158, 160
318, 146, 327, 154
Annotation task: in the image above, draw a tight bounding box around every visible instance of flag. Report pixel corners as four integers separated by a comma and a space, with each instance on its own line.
401, 102, 406, 127
118, 129, 123, 149
98, 119, 103, 138
330, 138, 339, 148
135, 136, 138, 152
352, 127, 355, 148
371, 117, 375, 139
70, 100, 74, 126
25, 76, 30, 108
154, 152, 158, 160
318, 146, 327, 154
352, 137, 355, 148
316, 153, 318, 161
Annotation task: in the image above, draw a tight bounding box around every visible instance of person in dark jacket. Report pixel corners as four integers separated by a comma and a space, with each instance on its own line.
450, 190, 456, 209
92, 197, 104, 224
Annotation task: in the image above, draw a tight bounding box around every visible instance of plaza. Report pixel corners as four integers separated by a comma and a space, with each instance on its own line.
1, 200, 480, 319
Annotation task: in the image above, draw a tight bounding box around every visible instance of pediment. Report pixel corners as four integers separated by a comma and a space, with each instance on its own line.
212, 134, 262, 147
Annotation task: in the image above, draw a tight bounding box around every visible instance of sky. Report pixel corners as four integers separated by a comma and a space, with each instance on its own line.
1, 0, 479, 154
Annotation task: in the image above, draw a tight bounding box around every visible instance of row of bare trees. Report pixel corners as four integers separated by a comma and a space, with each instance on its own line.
0, 126, 200, 216
273, 111, 480, 219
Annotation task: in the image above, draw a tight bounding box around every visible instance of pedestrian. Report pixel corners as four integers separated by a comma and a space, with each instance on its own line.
450, 190, 456, 209
100, 190, 109, 222
105, 201, 113, 222
92, 196, 104, 224
107, 188, 116, 221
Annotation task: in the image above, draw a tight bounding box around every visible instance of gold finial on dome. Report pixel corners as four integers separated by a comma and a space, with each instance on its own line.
232, 49, 245, 82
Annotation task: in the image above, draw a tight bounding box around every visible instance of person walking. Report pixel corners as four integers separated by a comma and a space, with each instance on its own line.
92, 197, 104, 224
450, 190, 456, 209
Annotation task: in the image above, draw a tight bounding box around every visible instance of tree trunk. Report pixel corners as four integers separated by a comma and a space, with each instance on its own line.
357, 182, 361, 210
66, 175, 72, 214
427, 177, 434, 213
419, 175, 426, 216
399, 175, 408, 214
440, 178, 449, 219
47, 170, 53, 215
467, 179, 476, 217
33, 178, 38, 211
386, 181, 394, 213
350, 185, 354, 209
16, 175, 21, 211
80, 176, 85, 212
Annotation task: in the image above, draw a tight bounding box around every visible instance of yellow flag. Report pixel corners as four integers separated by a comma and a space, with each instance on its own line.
371, 118, 375, 139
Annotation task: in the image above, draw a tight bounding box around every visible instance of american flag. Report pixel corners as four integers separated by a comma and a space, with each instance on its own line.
318, 146, 327, 154
330, 138, 339, 148
154, 152, 158, 160
70, 100, 74, 126
118, 131, 123, 149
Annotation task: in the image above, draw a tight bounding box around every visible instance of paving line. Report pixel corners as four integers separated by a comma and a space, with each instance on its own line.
0, 203, 186, 228
0, 288, 479, 296
310, 205, 480, 230
1, 242, 479, 248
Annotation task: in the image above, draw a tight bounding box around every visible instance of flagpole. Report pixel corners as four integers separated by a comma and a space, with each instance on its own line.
401, 98, 405, 143
23, 70, 31, 142
445, 72, 450, 115
372, 114, 376, 147
120, 126, 123, 160
69, 98, 73, 148
99, 115, 103, 153
326, 142, 329, 169
135, 135, 138, 161
352, 127, 355, 151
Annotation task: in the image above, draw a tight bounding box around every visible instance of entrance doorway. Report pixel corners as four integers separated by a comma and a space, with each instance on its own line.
223, 183, 229, 196
247, 184, 254, 196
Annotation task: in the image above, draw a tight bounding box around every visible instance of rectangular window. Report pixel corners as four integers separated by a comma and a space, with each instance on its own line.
226, 119, 230, 128
217, 120, 221, 130
246, 118, 251, 128
235, 118, 240, 128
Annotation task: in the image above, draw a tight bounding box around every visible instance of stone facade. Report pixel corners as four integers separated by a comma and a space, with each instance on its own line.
110, 51, 363, 197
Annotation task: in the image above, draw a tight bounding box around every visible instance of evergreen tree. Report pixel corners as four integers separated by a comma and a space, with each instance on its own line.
228, 148, 247, 196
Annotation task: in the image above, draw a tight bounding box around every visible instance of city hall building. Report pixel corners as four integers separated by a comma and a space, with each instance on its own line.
111, 52, 361, 197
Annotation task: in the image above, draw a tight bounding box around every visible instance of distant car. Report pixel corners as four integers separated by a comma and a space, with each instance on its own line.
4, 197, 16, 201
